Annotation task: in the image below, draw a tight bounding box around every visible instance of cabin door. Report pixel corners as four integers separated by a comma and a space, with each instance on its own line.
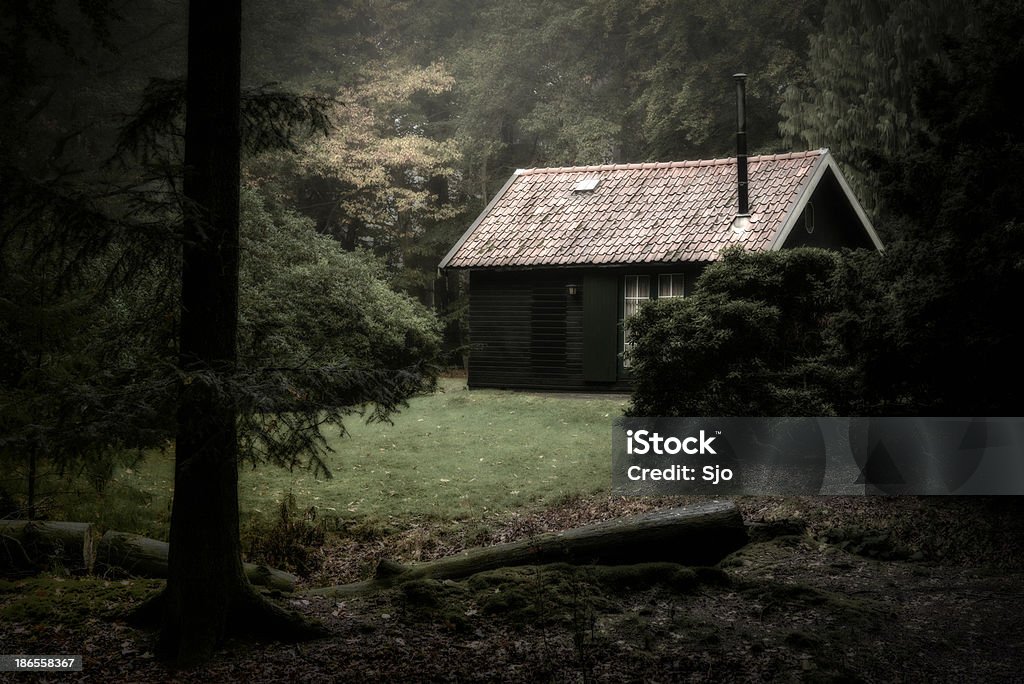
582, 273, 618, 382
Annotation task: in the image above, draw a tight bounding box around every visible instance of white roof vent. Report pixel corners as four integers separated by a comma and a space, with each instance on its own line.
572, 178, 600, 193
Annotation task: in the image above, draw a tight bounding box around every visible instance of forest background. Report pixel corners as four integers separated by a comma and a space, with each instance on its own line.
4, 0, 1023, 507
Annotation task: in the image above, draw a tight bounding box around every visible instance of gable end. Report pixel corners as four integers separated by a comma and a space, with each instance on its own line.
771, 153, 883, 252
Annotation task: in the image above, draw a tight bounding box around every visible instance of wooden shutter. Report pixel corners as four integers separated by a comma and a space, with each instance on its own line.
582, 273, 618, 382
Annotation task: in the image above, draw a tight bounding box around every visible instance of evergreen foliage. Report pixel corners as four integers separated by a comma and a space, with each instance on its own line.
778, 0, 970, 213
236, 188, 441, 474
839, 0, 1024, 414
0, 164, 179, 517
629, 0, 1024, 418
626, 248, 852, 417
0, 0, 444, 520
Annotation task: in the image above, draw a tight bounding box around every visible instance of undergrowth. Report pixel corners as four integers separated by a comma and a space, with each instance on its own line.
244, 492, 326, 577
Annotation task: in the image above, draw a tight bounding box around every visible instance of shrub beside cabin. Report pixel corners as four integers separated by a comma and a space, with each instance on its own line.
439, 148, 883, 391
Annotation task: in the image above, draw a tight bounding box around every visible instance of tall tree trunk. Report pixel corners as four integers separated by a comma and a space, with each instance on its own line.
156, 0, 323, 664
158, 0, 244, 664
142, 0, 325, 663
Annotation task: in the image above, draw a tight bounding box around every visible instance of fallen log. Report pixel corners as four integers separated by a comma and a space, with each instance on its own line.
308, 500, 747, 597
0, 520, 96, 574
96, 530, 297, 592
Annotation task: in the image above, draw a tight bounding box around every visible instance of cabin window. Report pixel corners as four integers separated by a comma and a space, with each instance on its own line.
622, 274, 685, 368
658, 274, 685, 299
804, 201, 815, 234
622, 275, 650, 368
623, 275, 650, 318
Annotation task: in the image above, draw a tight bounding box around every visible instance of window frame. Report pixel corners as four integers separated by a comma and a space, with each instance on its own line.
658, 273, 685, 299
621, 275, 651, 368
621, 273, 686, 368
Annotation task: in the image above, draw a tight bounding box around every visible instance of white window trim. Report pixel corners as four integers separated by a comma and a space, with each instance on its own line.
622, 273, 686, 368
622, 275, 650, 368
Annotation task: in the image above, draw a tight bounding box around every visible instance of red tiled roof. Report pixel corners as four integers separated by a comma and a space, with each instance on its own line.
441, 149, 829, 269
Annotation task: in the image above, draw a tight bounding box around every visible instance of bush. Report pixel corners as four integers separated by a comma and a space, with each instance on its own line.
235, 188, 443, 470
239, 188, 443, 374
626, 247, 856, 417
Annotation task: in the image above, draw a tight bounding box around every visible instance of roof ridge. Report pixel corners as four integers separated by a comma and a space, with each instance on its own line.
517, 149, 827, 175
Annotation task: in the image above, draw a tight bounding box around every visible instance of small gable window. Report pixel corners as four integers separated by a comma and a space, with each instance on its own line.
804, 201, 815, 234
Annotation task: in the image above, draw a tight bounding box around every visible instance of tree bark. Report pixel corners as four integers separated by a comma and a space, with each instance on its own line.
309, 501, 747, 598
0, 520, 96, 573
158, 0, 245, 663
157, 0, 324, 664
97, 530, 297, 592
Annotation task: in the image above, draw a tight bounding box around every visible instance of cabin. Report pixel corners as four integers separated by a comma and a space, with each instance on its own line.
439, 148, 882, 391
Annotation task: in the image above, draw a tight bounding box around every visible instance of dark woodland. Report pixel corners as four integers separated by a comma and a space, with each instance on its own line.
1, 0, 1022, 680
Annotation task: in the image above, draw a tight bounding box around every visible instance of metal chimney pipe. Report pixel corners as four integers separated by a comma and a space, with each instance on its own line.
733, 73, 749, 217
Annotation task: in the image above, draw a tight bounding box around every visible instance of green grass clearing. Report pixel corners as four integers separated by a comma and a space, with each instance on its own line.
248, 378, 627, 524
7, 378, 627, 540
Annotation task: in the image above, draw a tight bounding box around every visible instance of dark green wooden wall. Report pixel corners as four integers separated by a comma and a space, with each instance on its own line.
467, 266, 700, 391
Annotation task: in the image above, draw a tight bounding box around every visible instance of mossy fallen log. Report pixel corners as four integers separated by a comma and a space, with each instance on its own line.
0, 520, 96, 574
308, 500, 747, 598
96, 530, 297, 592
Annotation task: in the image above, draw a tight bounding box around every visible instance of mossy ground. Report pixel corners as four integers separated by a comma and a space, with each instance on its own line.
370, 555, 897, 681
1, 523, 1021, 682
0, 576, 163, 625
